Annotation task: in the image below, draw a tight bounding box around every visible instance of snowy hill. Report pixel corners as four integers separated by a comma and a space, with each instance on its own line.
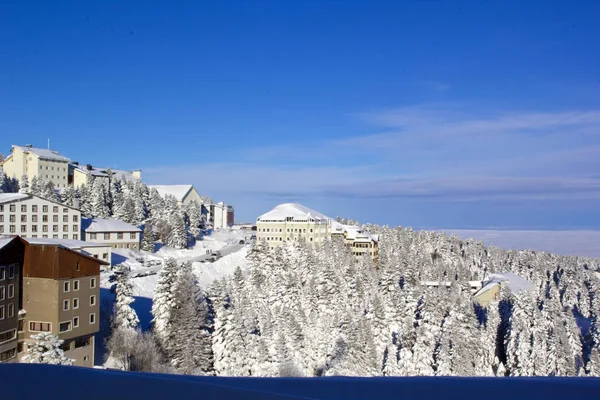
2, 364, 600, 400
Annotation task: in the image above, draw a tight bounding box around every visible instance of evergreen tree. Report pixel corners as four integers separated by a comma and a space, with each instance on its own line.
112, 265, 140, 331
140, 224, 156, 253
20, 174, 29, 192
167, 211, 187, 249
91, 180, 110, 218
61, 186, 76, 207
23, 333, 73, 365
151, 258, 179, 347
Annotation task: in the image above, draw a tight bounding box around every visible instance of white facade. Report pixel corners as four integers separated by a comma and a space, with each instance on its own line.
0, 193, 82, 240
256, 203, 331, 246
81, 218, 141, 250
1, 145, 70, 189
210, 202, 234, 229
148, 185, 203, 207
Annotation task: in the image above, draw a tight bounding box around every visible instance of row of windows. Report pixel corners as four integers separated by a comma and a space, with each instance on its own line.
0, 303, 15, 320
260, 227, 316, 233
0, 265, 16, 280
64, 278, 96, 293
0, 204, 74, 214
0, 214, 77, 223
62, 295, 95, 312
0, 225, 78, 234
89, 232, 137, 240
0, 329, 16, 345
13, 234, 78, 240
29, 314, 95, 334
0, 348, 16, 362
0, 284, 15, 301
39, 165, 67, 172
262, 237, 314, 242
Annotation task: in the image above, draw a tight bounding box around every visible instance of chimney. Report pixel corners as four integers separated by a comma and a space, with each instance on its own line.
86, 164, 93, 171
25, 144, 33, 149
73, 161, 79, 166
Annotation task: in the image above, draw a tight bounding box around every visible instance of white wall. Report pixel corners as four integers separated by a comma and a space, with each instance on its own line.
82, 231, 141, 250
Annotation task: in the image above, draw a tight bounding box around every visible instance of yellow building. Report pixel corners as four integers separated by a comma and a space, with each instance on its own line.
1, 145, 70, 189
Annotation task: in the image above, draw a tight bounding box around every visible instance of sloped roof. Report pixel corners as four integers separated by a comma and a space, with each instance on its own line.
148, 185, 194, 202
257, 203, 330, 222
474, 272, 532, 298
0, 236, 16, 251
24, 237, 109, 249
82, 218, 141, 233
0, 193, 30, 204
13, 145, 70, 162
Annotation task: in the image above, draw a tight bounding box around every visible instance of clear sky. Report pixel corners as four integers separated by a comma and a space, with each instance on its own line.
2, 1, 600, 228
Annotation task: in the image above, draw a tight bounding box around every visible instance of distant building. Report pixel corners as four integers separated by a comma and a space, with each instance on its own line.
1, 145, 71, 189
0, 236, 25, 364
16, 241, 108, 367
68, 163, 141, 188
0, 193, 81, 240
473, 272, 532, 306
209, 202, 234, 229
256, 203, 378, 265
81, 218, 141, 250
148, 185, 204, 207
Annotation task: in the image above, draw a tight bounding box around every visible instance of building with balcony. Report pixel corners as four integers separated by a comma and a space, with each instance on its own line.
1, 145, 71, 189
81, 218, 141, 250
209, 202, 234, 229
0, 193, 81, 240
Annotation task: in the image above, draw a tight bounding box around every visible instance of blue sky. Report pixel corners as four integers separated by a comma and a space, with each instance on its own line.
1, 1, 600, 228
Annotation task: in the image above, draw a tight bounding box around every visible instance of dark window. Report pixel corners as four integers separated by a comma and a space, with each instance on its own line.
59, 321, 71, 332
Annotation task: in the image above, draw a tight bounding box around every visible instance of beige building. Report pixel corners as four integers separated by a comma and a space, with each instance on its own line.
17, 241, 108, 367
0, 237, 25, 364
1, 145, 71, 189
148, 184, 204, 207
209, 202, 235, 229
473, 272, 532, 306
0, 193, 81, 240
81, 217, 141, 250
69, 163, 141, 188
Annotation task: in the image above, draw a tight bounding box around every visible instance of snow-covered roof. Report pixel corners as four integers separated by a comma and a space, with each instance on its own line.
12, 145, 71, 162
70, 165, 138, 181
474, 272, 532, 298
148, 185, 194, 202
0, 236, 17, 251
70, 164, 109, 178
24, 237, 109, 249
81, 218, 141, 233
0, 193, 30, 204
257, 203, 330, 222
111, 169, 139, 182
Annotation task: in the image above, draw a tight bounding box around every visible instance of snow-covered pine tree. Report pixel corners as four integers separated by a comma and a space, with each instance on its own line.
90, 179, 110, 218
149, 188, 165, 220
112, 265, 140, 331
140, 224, 156, 253
121, 195, 136, 224
20, 174, 29, 193
167, 210, 187, 249
41, 180, 61, 202
187, 200, 202, 238
151, 258, 179, 348
23, 333, 73, 365
61, 186, 76, 208
29, 176, 41, 195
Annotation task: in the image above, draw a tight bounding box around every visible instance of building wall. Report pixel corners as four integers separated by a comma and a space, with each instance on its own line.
82, 231, 141, 250
72, 169, 89, 188
181, 187, 203, 206
211, 204, 235, 229
256, 220, 330, 247
474, 284, 502, 307
0, 239, 24, 364
0, 196, 81, 240
2, 148, 70, 188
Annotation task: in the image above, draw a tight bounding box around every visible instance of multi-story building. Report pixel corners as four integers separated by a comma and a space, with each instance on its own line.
0, 236, 25, 364
25, 237, 112, 266
17, 241, 108, 367
81, 218, 141, 250
209, 202, 234, 229
256, 203, 379, 265
68, 163, 141, 188
1, 145, 71, 189
0, 193, 81, 240
148, 184, 204, 207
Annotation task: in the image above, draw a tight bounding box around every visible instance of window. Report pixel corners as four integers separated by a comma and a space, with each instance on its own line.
32, 225, 38, 232
42, 215, 48, 222
63, 215, 68, 222
63, 225, 68, 231
42, 225, 48, 232
0, 205, 2, 211
0, 215, 2, 222
63, 208, 68, 213
90, 295, 96, 306
0, 287, 4, 300
8, 304, 14, 318
104, 233, 110, 240
59, 321, 72, 332
310, 229, 313, 233
9, 204, 15, 212
102, 253, 108, 260
72, 234, 78, 240
76, 262, 80, 272
32, 215, 38, 222
117, 233, 123, 239
8, 284, 14, 298
21, 225, 27, 232
0, 267, 5, 281
42, 205, 48, 212
75, 336, 91, 348
73, 316, 79, 328
42, 235, 48, 238
53, 234, 58, 239
73, 298, 79, 309
73, 225, 78, 232
17, 342, 24, 353
63, 299, 70, 311
63, 234, 68, 239
32, 205, 38, 212
0, 329, 16, 344
9, 215, 15, 222
89, 233, 97, 240
21, 215, 27, 222
64, 281, 70, 292
53, 225, 58, 232
0, 348, 16, 362
53, 215, 58, 222
89, 313, 95, 324
9, 225, 15, 233
8, 265, 14, 279
53, 206, 58, 213
130, 232, 136, 239
73, 280, 79, 290
0, 225, 3, 233
0, 306, 3, 320
20, 204, 27, 212
73, 215, 78, 222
